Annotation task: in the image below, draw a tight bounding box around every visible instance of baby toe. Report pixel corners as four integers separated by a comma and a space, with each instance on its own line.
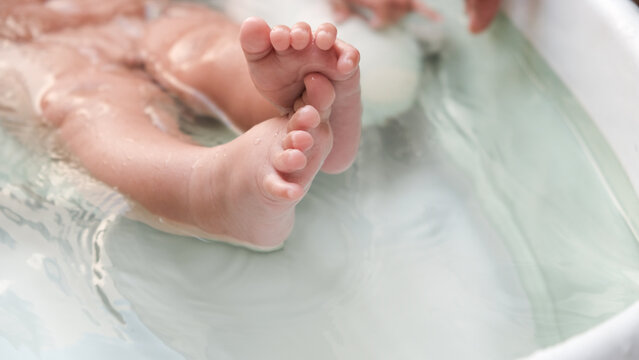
274, 149, 308, 173
290, 22, 312, 50
263, 173, 303, 201
288, 105, 321, 131
240, 17, 274, 60
302, 73, 335, 114
334, 40, 360, 74
314, 23, 337, 51
270, 25, 292, 52
283, 130, 314, 152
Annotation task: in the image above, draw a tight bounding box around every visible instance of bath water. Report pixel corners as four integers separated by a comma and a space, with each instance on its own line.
2, 1, 639, 359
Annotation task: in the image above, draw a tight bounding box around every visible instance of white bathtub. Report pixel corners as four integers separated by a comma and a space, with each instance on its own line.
503, 0, 639, 358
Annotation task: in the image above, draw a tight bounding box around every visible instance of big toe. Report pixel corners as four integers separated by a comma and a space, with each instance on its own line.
302, 73, 335, 116
240, 17, 273, 60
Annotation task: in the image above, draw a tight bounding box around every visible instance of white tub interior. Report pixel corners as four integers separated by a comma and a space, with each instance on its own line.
505, 0, 639, 193
503, 0, 639, 358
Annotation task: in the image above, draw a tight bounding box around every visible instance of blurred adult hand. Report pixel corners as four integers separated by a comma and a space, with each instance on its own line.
331, 0, 502, 33
465, 0, 501, 33
330, 0, 441, 28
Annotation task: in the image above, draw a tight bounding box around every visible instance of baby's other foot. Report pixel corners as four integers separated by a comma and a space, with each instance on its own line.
240, 17, 357, 111
240, 17, 362, 174
189, 105, 332, 249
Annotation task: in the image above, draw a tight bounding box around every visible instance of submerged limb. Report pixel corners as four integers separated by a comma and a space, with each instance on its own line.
42, 64, 204, 224
141, 3, 280, 132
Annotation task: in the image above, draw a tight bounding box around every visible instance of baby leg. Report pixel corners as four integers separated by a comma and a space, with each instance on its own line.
33, 43, 335, 249
142, 3, 281, 131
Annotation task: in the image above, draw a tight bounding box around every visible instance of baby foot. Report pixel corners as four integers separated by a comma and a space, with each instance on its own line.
240, 17, 362, 174
188, 103, 333, 249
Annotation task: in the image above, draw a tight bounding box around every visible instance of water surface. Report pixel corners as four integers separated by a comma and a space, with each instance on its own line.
1, 2, 639, 359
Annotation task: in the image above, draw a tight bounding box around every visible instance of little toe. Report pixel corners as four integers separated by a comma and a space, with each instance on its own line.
270, 25, 292, 52
263, 173, 304, 201
240, 17, 273, 60
290, 22, 312, 50
334, 40, 361, 74
283, 130, 314, 152
274, 149, 308, 173
288, 105, 321, 131
314, 23, 337, 51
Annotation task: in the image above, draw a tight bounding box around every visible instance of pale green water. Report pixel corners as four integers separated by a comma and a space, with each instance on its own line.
1, 3, 639, 360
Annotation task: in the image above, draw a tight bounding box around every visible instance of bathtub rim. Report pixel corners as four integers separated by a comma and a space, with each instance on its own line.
502, 0, 639, 358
